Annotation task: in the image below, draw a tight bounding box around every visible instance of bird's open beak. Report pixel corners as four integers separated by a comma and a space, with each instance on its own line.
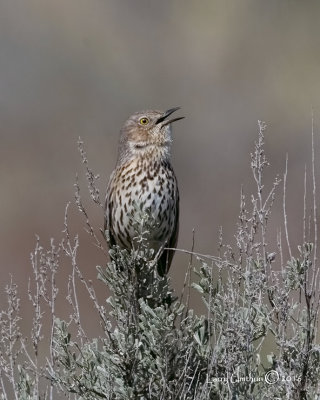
156, 107, 185, 126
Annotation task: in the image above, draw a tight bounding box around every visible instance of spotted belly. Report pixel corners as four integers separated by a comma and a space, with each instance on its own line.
110, 162, 177, 251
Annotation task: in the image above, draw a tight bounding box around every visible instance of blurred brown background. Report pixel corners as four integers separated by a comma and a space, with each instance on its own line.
1, 0, 320, 331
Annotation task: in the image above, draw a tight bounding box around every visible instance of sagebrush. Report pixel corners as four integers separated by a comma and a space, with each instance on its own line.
1, 122, 319, 399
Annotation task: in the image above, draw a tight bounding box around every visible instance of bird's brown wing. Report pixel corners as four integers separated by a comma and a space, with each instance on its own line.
157, 190, 179, 276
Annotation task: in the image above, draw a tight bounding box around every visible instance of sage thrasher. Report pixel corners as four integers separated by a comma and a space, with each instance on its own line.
104, 107, 184, 275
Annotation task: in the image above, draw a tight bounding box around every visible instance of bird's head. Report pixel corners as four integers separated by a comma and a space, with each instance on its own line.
117, 107, 184, 164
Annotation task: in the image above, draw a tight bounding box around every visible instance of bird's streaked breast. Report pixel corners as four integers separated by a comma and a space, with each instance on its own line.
109, 157, 178, 249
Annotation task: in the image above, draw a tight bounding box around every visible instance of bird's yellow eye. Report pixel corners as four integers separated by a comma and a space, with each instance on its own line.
139, 117, 149, 125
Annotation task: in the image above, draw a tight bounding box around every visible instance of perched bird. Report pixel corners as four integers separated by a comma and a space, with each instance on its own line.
105, 107, 183, 276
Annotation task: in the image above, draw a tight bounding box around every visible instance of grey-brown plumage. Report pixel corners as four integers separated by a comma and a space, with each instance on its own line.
105, 107, 183, 275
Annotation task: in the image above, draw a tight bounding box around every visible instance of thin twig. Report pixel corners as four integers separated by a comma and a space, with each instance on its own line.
165, 247, 224, 264
303, 164, 307, 245
311, 111, 318, 276
283, 153, 292, 259
186, 230, 195, 315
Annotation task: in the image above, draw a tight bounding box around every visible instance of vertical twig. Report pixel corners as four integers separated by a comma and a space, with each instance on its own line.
186, 229, 195, 313
303, 164, 307, 245
62, 203, 86, 344
283, 153, 292, 259
311, 111, 318, 274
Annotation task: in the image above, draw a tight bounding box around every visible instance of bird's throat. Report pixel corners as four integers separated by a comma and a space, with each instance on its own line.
137, 143, 170, 162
